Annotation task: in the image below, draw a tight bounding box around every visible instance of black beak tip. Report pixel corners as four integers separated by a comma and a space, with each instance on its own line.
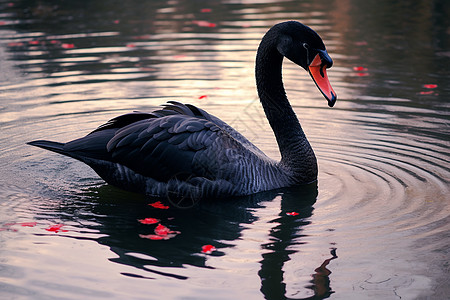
327, 92, 337, 107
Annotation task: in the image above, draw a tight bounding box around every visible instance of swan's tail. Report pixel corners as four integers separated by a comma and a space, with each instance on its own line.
27, 140, 68, 156
27, 140, 88, 163
27, 139, 123, 191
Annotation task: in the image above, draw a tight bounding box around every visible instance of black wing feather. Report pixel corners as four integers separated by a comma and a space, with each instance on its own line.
106, 112, 223, 182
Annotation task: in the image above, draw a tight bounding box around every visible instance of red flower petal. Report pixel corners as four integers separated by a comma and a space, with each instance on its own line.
154, 224, 170, 236
353, 66, 368, 71
419, 91, 434, 95
201, 245, 216, 254
356, 72, 369, 77
140, 224, 180, 240
201, 8, 212, 13
155, 224, 180, 236
193, 20, 216, 28
138, 218, 159, 225
423, 84, 437, 89
45, 224, 68, 233
286, 212, 299, 216
149, 201, 169, 209
29, 40, 40, 45
61, 43, 75, 49
126, 43, 136, 48
199, 95, 208, 99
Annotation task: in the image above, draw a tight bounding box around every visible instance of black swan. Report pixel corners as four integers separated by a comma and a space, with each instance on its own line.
28, 21, 336, 200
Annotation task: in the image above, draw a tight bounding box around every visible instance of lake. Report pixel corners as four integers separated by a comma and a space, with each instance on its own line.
0, 0, 449, 299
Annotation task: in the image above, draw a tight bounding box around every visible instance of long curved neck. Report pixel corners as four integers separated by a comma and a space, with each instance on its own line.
255, 32, 317, 183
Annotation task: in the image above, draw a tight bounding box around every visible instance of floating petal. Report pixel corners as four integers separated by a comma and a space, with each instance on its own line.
149, 201, 169, 209
138, 218, 160, 224
201, 245, 216, 254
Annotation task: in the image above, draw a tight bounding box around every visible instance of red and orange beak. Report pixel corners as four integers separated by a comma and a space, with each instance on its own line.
308, 53, 337, 107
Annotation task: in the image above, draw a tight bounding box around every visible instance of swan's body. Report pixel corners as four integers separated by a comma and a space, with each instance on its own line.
28, 21, 336, 200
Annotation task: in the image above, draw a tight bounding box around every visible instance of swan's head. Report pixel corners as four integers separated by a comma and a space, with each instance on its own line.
275, 21, 337, 107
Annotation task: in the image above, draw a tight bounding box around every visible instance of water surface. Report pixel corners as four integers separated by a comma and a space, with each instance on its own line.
0, 0, 449, 299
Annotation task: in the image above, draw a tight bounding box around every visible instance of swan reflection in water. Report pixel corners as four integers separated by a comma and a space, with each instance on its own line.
52, 183, 336, 299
